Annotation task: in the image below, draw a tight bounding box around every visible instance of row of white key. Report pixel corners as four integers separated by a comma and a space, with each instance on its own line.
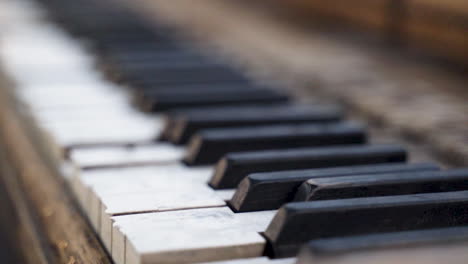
0, 0, 295, 263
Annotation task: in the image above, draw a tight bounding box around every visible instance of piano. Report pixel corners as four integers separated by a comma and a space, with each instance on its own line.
0, 0, 467, 263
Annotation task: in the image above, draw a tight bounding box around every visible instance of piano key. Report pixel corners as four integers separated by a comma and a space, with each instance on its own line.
124, 66, 250, 86
103, 49, 201, 65
214, 189, 237, 201
263, 191, 468, 258
165, 104, 342, 144
72, 163, 214, 217
230, 163, 439, 212
112, 207, 276, 264
139, 88, 290, 112
42, 116, 162, 149
293, 168, 468, 202
184, 122, 367, 165
133, 83, 268, 106
298, 227, 468, 264
112, 57, 222, 75
210, 144, 407, 189
69, 143, 185, 169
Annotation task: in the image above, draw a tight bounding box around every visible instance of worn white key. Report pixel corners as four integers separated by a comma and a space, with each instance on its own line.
112, 207, 276, 264
197, 257, 295, 264
89, 164, 225, 250
70, 144, 184, 169
71, 163, 217, 226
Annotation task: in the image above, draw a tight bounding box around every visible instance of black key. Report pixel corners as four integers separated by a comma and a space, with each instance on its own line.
135, 83, 264, 97
112, 58, 219, 76
230, 163, 439, 212
301, 226, 468, 261
106, 50, 201, 65
139, 88, 289, 112
124, 66, 249, 86
210, 144, 407, 189
293, 168, 468, 201
183, 122, 367, 165
164, 104, 343, 144
132, 84, 265, 107
264, 191, 468, 258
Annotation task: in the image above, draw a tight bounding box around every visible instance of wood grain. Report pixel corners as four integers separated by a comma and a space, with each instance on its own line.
0, 71, 112, 264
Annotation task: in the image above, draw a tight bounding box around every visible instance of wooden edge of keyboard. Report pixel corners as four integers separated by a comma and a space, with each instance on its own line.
0, 72, 112, 263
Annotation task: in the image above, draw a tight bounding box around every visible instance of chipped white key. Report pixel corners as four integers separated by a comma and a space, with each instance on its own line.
70, 144, 184, 169
88, 164, 225, 250
112, 207, 276, 264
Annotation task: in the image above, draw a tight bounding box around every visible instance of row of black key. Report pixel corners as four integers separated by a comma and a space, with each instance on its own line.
36, 0, 468, 262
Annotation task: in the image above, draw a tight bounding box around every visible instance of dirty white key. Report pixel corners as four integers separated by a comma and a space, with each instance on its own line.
197, 257, 295, 264
70, 144, 184, 169
76, 163, 227, 251
70, 164, 226, 237
112, 207, 276, 264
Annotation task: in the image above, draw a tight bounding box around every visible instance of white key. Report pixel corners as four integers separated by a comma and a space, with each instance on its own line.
214, 189, 236, 201
71, 164, 225, 240
41, 116, 162, 148
18, 83, 128, 110
112, 207, 276, 264
197, 257, 295, 264
70, 144, 184, 169
92, 164, 224, 235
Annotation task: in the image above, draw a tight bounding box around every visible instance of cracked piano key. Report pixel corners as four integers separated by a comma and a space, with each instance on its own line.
124, 66, 250, 86
69, 143, 185, 169
139, 88, 290, 112
112, 207, 276, 264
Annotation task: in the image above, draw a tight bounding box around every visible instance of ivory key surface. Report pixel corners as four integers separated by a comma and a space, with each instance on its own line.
112, 207, 276, 264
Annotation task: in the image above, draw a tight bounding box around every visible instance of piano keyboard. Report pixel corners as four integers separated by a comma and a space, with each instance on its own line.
0, 0, 467, 264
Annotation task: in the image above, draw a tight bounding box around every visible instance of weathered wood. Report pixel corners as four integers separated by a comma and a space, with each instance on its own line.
0, 72, 112, 264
